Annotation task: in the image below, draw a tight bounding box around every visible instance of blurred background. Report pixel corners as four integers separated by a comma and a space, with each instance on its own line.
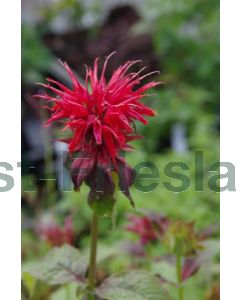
22, 0, 220, 299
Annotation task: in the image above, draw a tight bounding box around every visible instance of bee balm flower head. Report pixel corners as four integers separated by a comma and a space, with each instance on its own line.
35, 53, 159, 206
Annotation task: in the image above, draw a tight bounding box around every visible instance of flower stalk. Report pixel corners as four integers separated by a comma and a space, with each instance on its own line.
87, 209, 99, 300
176, 254, 184, 300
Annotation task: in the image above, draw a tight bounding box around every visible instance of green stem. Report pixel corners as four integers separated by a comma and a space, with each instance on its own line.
176, 254, 184, 300
87, 210, 99, 300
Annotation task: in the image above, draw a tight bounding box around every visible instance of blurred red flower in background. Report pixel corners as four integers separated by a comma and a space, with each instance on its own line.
37, 216, 75, 247
35, 53, 159, 203
126, 213, 170, 245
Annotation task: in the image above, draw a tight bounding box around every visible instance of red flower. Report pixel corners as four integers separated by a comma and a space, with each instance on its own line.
37, 216, 75, 247
35, 53, 159, 203
126, 213, 170, 245
126, 215, 158, 245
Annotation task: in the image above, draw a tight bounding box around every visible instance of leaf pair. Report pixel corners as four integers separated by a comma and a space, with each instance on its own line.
23, 244, 171, 299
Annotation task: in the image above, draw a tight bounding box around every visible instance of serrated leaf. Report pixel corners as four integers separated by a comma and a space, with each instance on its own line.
23, 244, 87, 286
96, 270, 171, 300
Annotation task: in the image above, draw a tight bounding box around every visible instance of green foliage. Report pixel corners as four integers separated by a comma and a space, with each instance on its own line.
137, 84, 219, 153
135, 0, 219, 153
50, 283, 80, 300
141, 0, 219, 95
40, 0, 83, 25
22, 25, 53, 83
88, 193, 116, 217
23, 244, 87, 286
22, 272, 52, 300
97, 270, 171, 300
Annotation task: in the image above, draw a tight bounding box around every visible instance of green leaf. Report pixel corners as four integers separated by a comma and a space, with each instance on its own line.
21, 279, 30, 300
50, 283, 80, 300
96, 270, 171, 300
151, 260, 177, 284
22, 272, 52, 300
23, 244, 87, 286
89, 194, 116, 217
22, 272, 36, 297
